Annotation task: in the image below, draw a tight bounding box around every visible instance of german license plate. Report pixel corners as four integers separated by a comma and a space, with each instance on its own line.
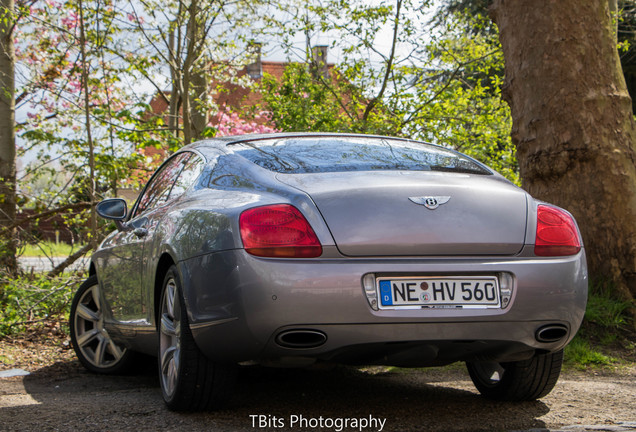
376, 276, 500, 309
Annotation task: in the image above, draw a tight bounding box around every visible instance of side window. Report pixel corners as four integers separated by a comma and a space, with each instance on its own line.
170, 154, 204, 198
133, 153, 192, 218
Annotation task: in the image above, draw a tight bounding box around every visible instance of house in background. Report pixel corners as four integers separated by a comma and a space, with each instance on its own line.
116, 45, 334, 201
148, 44, 333, 139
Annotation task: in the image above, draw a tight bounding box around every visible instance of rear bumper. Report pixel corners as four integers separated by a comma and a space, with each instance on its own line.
179, 247, 587, 365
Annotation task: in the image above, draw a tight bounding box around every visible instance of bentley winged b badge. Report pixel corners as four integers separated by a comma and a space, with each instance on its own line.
409, 196, 451, 210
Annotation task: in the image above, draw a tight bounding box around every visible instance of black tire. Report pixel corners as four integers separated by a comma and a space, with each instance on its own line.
158, 265, 236, 411
70, 275, 135, 374
466, 350, 563, 401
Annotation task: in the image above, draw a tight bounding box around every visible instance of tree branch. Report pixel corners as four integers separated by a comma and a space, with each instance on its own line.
48, 243, 93, 278
361, 0, 403, 127
0, 202, 91, 234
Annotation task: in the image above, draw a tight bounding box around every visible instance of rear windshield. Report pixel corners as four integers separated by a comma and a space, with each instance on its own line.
229, 137, 491, 175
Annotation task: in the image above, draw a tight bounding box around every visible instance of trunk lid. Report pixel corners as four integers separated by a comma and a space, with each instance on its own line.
277, 171, 528, 256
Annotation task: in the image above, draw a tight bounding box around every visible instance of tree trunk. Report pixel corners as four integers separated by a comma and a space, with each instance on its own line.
190, 70, 208, 140
0, 0, 17, 276
168, 27, 180, 140
182, 0, 201, 145
78, 0, 98, 250
490, 0, 636, 301
182, 68, 192, 145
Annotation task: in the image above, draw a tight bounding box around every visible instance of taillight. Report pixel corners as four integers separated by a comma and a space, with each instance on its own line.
534, 205, 581, 256
239, 204, 322, 258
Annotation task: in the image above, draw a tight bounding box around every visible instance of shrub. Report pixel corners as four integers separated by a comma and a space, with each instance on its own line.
0, 273, 81, 338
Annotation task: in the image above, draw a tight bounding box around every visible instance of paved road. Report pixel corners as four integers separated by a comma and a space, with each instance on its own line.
18, 256, 89, 273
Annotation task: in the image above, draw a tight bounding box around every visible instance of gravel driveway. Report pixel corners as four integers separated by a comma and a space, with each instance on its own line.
1, 356, 635, 432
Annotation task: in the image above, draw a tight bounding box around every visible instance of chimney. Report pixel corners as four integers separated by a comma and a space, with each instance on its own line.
311, 45, 329, 80
246, 42, 262, 79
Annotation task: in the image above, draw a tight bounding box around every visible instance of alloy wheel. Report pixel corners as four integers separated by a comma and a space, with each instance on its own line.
159, 277, 181, 398
73, 283, 127, 369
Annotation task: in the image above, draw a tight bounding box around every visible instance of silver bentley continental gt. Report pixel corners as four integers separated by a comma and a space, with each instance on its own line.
70, 133, 587, 411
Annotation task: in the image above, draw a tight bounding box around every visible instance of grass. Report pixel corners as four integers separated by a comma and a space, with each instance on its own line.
20, 241, 86, 258
585, 287, 633, 329
563, 282, 635, 370
564, 336, 618, 369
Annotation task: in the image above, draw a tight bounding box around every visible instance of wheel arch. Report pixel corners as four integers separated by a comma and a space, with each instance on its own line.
154, 253, 177, 329
88, 262, 96, 277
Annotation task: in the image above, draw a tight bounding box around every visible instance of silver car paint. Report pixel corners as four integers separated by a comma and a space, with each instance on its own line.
181, 246, 587, 365
277, 171, 528, 256
91, 134, 588, 367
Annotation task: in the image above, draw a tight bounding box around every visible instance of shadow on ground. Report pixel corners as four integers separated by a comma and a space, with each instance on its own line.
2, 359, 550, 431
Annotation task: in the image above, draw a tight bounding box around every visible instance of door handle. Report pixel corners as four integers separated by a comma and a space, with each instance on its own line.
133, 228, 148, 238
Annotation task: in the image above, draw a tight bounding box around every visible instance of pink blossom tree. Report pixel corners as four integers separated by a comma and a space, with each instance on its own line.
211, 109, 278, 137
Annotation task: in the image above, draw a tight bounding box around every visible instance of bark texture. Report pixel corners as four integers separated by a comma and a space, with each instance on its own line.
490, 0, 636, 300
0, 0, 17, 275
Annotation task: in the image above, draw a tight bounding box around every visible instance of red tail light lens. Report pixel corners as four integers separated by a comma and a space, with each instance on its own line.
534, 205, 581, 256
239, 204, 322, 258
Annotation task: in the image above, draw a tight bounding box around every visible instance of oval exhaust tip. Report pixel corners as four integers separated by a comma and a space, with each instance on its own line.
536, 325, 569, 343
276, 330, 327, 349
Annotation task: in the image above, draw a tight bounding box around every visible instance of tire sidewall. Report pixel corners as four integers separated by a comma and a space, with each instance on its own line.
158, 266, 187, 406
467, 350, 564, 401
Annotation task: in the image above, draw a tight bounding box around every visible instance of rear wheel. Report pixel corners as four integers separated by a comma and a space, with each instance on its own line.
466, 350, 563, 401
70, 275, 134, 374
158, 265, 236, 411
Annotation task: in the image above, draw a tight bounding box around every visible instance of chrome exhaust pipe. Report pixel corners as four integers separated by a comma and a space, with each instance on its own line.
275, 330, 327, 349
535, 324, 569, 343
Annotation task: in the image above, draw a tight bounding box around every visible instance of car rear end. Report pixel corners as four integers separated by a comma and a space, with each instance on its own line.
186, 135, 587, 370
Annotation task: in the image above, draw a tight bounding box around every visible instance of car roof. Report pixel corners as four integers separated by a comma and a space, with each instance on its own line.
183, 132, 433, 160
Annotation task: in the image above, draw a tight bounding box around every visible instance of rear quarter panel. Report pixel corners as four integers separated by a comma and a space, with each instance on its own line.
148, 176, 336, 328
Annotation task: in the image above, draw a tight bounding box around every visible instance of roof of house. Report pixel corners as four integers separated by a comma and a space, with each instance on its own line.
149, 60, 335, 122
144, 58, 335, 162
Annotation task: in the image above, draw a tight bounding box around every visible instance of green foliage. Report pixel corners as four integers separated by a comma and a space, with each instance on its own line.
258, 0, 418, 137
586, 295, 634, 330
260, 64, 340, 132
564, 336, 617, 369
17, 0, 151, 206
259, 63, 399, 135
259, 2, 518, 183
15, 0, 275, 211
404, 13, 518, 183
0, 273, 80, 337
21, 241, 86, 258
618, 1, 636, 75
564, 283, 634, 369
14, 0, 182, 248
586, 282, 633, 329
433, 0, 494, 36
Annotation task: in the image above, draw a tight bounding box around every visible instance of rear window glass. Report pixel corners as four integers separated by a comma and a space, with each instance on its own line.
230, 137, 491, 175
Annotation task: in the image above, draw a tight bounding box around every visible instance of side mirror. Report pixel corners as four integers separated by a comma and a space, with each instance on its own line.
96, 198, 129, 231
